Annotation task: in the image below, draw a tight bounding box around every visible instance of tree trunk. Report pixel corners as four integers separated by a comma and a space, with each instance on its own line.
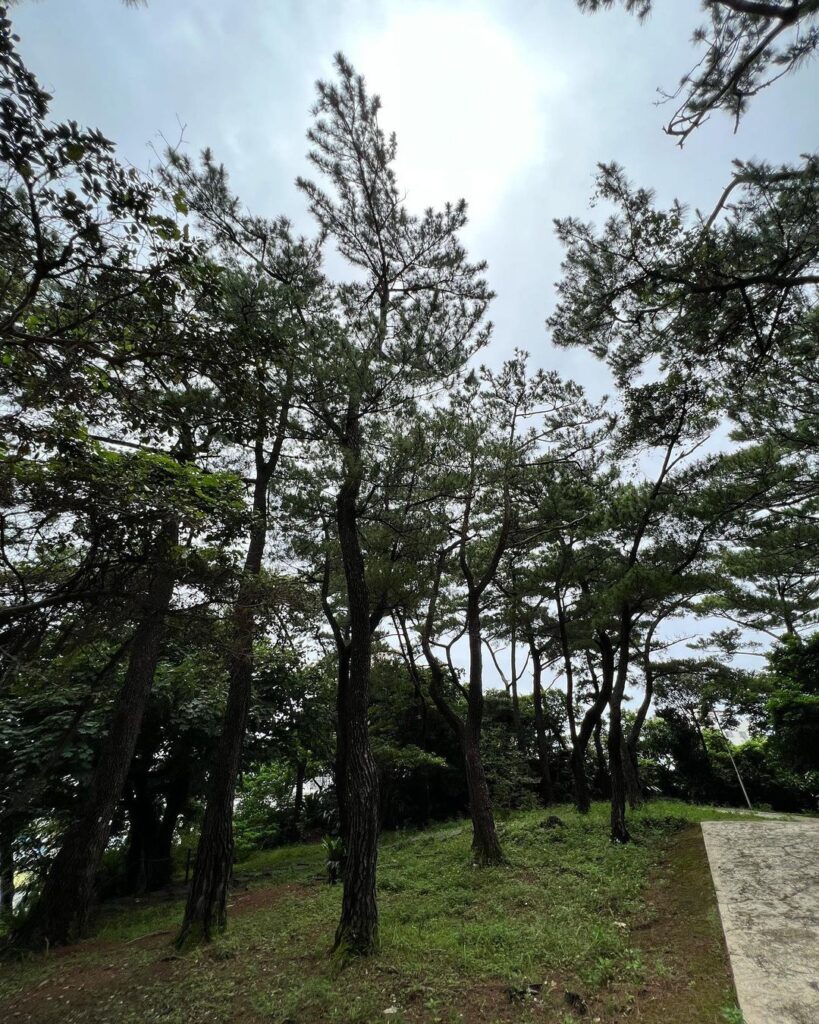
176, 598, 255, 945
15, 522, 177, 947
509, 623, 525, 753
608, 611, 632, 844
570, 645, 614, 813
123, 772, 159, 896
152, 763, 191, 889
177, 426, 283, 945
332, 437, 380, 957
464, 595, 503, 865
624, 668, 654, 809
463, 730, 503, 864
530, 644, 555, 805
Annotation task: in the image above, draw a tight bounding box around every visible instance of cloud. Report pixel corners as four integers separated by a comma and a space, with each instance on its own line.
349, 2, 567, 231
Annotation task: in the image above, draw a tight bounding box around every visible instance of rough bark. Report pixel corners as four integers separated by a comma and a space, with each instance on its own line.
14, 521, 177, 947
332, 430, 380, 957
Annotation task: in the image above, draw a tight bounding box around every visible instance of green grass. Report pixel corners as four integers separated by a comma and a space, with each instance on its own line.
0, 800, 742, 1024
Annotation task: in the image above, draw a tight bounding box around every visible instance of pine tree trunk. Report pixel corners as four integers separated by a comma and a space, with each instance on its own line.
176, 602, 254, 945
608, 611, 632, 844
177, 426, 283, 945
464, 730, 503, 865
332, 436, 380, 957
15, 522, 177, 947
464, 595, 503, 865
608, 723, 629, 843
623, 669, 653, 809
572, 641, 615, 813
530, 646, 555, 805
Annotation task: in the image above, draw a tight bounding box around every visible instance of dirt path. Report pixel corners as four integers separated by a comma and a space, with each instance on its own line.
702, 820, 819, 1024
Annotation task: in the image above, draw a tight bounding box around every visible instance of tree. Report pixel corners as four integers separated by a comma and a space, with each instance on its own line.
293, 55, 491, 955
158, 150, 321, 945
764, 632, 819, 774
577, 0, 819, 142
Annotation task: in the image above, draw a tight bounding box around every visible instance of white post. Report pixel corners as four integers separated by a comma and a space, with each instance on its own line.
710, 708, 753, 811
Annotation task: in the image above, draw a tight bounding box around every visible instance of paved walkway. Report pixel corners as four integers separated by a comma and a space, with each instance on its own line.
701, 820, 819, 1024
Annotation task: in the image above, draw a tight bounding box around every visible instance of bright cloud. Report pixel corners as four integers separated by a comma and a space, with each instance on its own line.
349, 3, 567, 231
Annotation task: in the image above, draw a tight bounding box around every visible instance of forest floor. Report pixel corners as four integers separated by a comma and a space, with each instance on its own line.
0, 801, 747, 1024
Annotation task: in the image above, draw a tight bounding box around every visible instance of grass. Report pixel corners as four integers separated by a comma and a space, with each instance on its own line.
0, 800, 744, 1023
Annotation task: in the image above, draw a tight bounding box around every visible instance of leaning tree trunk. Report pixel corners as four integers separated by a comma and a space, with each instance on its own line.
177, 418, 286, 946
15, 522, 177, 947
464, 595, 504, 865
332, 439, 380, 957
176, 631, 253, 944
623, 665, 654, 809
530, 644, 555, 805
570, 641, 615, 813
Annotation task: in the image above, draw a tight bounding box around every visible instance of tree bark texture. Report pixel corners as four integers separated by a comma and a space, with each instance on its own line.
332, 436, 380, 957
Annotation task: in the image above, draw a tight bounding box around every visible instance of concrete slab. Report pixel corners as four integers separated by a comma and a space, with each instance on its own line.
702, 820, 819, 1024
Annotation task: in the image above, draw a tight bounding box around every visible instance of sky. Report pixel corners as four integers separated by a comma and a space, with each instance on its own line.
12, 0, 819, 703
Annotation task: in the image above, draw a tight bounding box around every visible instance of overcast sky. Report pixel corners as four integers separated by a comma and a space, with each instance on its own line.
15, 1, 819, 387
13, 0, 819, 700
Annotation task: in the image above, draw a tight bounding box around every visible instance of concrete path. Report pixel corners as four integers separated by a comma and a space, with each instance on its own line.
701, 820, 819, 1024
